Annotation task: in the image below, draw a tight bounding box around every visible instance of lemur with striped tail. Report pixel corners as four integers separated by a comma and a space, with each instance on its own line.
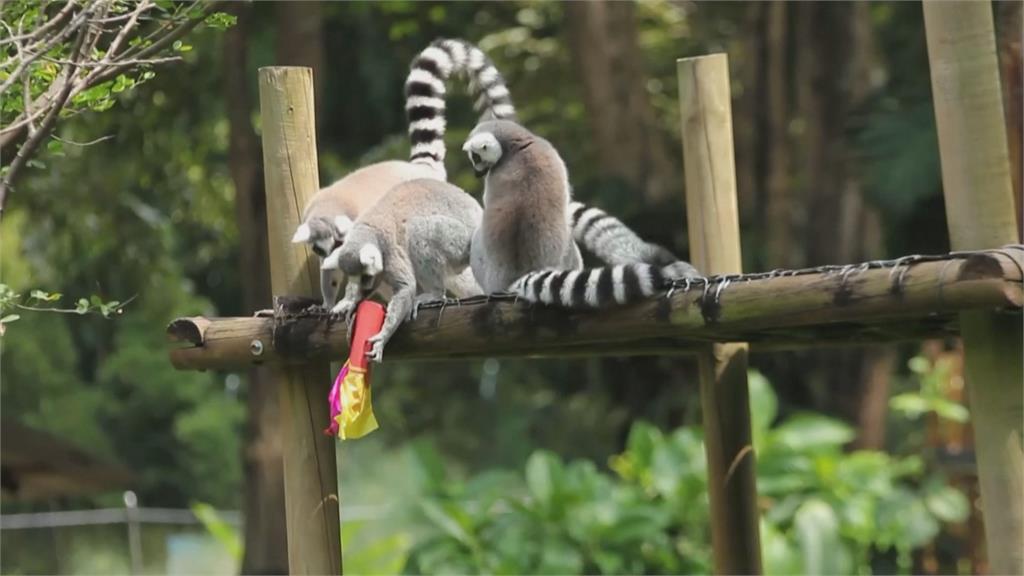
292, 38, 514, 308
464, 119, 700, 308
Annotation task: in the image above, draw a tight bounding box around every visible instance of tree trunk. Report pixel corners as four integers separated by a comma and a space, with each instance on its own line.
223, 4, 288, 574
763, 1, 793, 268
733, 2, 764, 231
793, 2, 896, 431
275, 1, 325, 134
997, 0, 1022, 240
564, 0, 677, 203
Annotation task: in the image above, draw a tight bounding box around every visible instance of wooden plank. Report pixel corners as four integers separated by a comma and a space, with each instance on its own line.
258, 66, 341, 575
166, 249, 1024, 370
677, 53, 761, 575
924, 3, 1024, 573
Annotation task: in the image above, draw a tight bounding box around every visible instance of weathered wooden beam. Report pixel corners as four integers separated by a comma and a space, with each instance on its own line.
167, 249, 1023, 370
678, 53, 761, 575
924, 3, 1024, 573
257, 66, 341, 575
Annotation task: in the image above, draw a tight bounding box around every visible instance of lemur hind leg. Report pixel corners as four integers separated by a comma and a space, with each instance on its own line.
406, 215, 475, 318
446, 267, 483, 298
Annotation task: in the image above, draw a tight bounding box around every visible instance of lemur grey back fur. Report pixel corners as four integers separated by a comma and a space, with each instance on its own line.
406, 38, 517, 176
321, 179, 482, 362
292, 38, 516, 307
464, 120, 583, 293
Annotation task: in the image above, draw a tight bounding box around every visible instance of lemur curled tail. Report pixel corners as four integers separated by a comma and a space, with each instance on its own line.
406, 38, 517, 176
292, 38, 514, 307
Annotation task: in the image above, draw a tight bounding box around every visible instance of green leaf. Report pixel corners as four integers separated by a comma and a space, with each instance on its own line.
748, 369, 778, 443
770, 414, 855, 452
622, 421, 663, 477
929, 398, 970, 423
907, 355, 931, 374
525, 451, 561, 512
190, 502, 242, 561
111, 74, 134, 93
889, 393, 930, 418
1, 314, 21, 323
760, 519, 801, 576
794, 499, 843, 575
420, 501, 474, 547
76, 298, 90, 314
924, 482, 969, 524
205, 12, 238, 30
877, 489, 940, 548
536, 540, 582, 575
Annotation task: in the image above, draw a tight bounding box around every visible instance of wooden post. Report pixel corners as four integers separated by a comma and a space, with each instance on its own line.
258, 67, 342, 575
677, 54, 762, 575
923, 3, 1024, 574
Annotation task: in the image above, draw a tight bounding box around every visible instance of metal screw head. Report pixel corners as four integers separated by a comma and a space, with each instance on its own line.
250, 339, 264, 356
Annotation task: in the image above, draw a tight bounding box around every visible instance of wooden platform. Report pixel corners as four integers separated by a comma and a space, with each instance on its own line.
167, 246, 1023, 370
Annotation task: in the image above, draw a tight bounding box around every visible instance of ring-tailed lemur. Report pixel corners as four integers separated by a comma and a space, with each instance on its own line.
463, 119, 582, 293
464, 119, 700, 307
321, 179, 482, 362
292, 38, 515, 307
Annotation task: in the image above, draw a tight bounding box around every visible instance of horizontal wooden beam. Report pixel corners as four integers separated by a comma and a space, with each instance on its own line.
167, 248, 1023, 370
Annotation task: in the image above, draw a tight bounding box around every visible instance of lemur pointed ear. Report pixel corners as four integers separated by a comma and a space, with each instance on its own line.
291, 223, 312, 243
333, 215, 353, 235
359, 244, 384, 276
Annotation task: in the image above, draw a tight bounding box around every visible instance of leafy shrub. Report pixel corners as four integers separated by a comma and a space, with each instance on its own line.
404, 371, 968, 575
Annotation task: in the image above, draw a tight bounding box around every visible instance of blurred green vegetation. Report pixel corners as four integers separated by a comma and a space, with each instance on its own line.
2, 1, 1007, 573
400, 372, 968, 575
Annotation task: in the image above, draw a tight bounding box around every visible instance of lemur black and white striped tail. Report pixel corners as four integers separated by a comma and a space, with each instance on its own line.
509, 262, 700, 309
568, 201, 682, 266
405, 38, 517, 175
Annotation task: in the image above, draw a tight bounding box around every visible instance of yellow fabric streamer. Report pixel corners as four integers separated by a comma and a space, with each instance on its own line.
333, 363, 378, 439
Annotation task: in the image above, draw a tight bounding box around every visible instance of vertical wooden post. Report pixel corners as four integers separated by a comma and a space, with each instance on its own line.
677, 53, 762, 575
258, 66, 342, 575
923, 3, 1024, 574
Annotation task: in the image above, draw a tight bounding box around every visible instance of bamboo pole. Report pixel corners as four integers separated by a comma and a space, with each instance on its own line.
677, 53, 761, 574
167, 249, 1024, 369
924, 3, 1024, 574
258, 67, 341, 575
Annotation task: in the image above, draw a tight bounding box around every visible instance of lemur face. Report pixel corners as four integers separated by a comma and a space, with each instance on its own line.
292, 215, 354, 258
322, 242, 384, 294
462, 132, 502, 176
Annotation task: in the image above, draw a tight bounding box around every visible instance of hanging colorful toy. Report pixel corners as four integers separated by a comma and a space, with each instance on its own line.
324, 300, 386, 440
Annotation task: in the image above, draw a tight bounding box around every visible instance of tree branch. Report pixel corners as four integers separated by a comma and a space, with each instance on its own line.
0, 0, 228, 210
0, 0, 77, 47
0, 15, 90, 215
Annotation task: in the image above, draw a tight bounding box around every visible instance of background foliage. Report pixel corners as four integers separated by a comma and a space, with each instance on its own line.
3, 1, 1017, 574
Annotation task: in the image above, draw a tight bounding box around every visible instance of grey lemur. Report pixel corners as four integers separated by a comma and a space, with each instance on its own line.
463, 119, 582, 293
292, 38, 515, 307
320, 179, 482, 362
464, 119, 699, 307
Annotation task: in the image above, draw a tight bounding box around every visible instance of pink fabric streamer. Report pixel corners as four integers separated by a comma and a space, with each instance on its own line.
324, 362, 350, 436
